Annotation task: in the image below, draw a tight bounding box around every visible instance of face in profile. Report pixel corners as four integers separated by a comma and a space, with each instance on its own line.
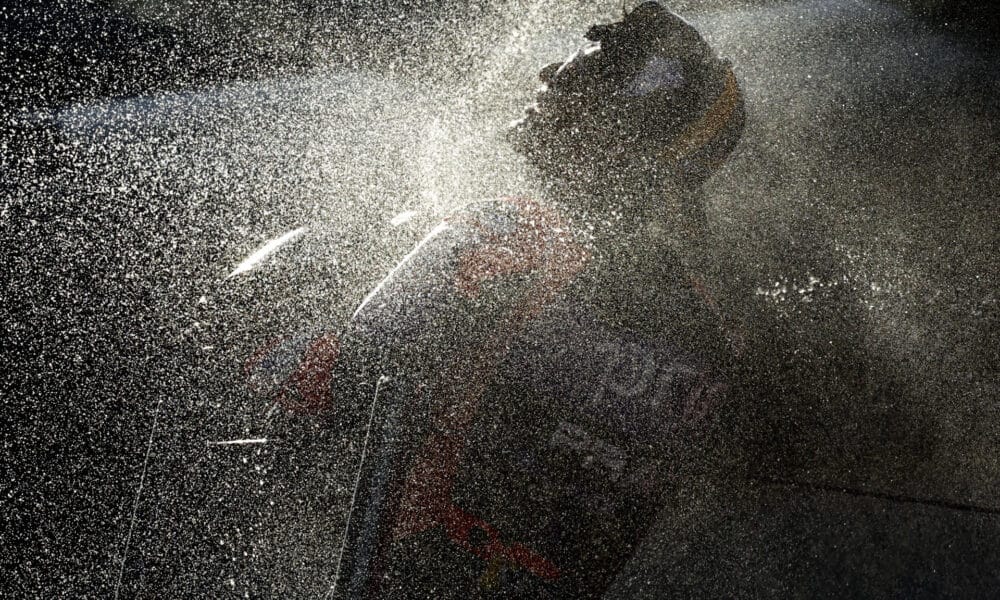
508, 3, 716, 189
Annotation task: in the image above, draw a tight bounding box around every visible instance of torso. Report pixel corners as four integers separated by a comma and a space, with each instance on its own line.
353, 197, 734, 598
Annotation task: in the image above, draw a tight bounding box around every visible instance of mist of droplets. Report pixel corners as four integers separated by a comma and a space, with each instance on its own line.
3, 0, 998, 598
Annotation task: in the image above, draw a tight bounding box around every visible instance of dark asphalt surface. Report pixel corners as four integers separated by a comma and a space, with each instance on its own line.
3, 0, 998, 597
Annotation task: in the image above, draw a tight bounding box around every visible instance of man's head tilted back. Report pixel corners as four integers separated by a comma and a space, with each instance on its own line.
508, 2, 745, 195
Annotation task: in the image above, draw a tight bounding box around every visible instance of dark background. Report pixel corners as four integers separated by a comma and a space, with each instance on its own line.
3, 1, 998, 598
3, 0, 997, 110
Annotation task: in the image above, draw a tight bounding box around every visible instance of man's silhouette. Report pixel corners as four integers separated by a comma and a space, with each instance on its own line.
246, 3, 745, 597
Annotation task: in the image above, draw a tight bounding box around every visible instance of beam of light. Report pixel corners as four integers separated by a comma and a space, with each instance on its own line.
390, 210, 418, 226
352, 221, 451, 320
329, 375, 388, 599
226, 227, 306, 279
206, 438, 270, 446
114, 397, 163, 600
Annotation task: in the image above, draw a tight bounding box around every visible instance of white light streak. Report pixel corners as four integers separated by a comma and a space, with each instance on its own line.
114, 397, 163, 600
352, 222, 450, 319
390, 210, 418, 226
226, 227, 306, 279
329, 375, 388, 599
206, 438, 270, 446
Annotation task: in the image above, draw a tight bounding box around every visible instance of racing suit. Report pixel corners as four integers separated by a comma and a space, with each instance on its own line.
246, 24, 746, 595
248, 195, 737, 598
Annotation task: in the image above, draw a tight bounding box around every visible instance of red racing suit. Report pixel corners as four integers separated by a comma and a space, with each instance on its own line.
246, 197, 734, 598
